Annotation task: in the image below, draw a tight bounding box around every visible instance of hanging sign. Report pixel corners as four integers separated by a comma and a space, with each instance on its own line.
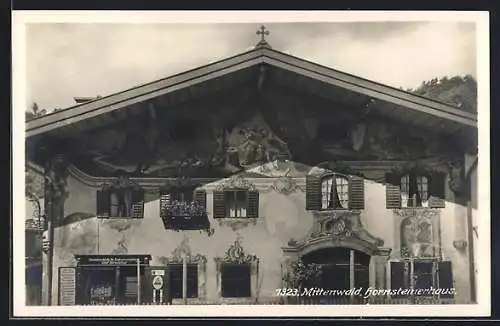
76, 255, 151, 266
152, 275, 164, 290
152, 269, 165, 276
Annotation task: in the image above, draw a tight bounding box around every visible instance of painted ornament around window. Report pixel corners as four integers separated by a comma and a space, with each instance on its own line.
396, 209, 438, 258
215, 235, 258, 265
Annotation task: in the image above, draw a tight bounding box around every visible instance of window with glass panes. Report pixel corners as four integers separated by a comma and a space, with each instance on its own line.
167, 263, 198, 299
220, 263, 251, 298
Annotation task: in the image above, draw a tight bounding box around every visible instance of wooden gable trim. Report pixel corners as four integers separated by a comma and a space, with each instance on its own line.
26, 49, 265, 137
260, 50, 476, 127
26, 47, 477, 138
261, 48, 476, 122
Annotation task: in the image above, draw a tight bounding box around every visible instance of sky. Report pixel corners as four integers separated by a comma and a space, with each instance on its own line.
25, 21, 477, 111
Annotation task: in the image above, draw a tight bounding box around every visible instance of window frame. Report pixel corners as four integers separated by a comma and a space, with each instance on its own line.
388, 258, 455, 300
220, 262, 252, 299
224, 189, 249, 218
319, 173, 350, 211
386, 170, 446, 209
400, 173, 430, 208
167, 263, 199, 299
96, 183, 145, 219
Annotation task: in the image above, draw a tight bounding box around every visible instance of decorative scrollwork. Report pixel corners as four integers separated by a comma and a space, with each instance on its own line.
99, 174, 141, 191
270, 176, 304, 195
213, 175, 257, 192
215, 236, 258, 264
453, 239, 467, 252
307, 210, 384, 247
159, 236, 208, 264
217, 218, 258, 231
395, 208, 439, 258
393, 207, 439, 219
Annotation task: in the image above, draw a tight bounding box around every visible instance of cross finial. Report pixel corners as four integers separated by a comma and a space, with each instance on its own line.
255, 25, 271, 48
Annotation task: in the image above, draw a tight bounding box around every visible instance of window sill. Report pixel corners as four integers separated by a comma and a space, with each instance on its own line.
215, 218, 258, 230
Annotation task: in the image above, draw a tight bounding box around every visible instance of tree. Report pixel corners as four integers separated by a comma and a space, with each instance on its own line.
25, 102, 46, 121
406, 75, 477, 113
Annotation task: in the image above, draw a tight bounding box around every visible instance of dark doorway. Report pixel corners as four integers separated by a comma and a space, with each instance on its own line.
301, 247, 371, 304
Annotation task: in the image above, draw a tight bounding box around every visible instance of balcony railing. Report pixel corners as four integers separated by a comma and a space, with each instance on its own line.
160, 201, 210, 231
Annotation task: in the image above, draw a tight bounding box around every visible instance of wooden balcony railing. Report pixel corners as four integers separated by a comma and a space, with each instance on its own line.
160, 201, 210, 231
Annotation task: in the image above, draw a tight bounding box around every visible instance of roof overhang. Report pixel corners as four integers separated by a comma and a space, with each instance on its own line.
26, 47, 477, 139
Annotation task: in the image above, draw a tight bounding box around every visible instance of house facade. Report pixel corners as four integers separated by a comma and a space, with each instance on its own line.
25, 37, 478, 306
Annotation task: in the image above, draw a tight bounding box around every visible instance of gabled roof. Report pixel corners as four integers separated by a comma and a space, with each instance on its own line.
25, 45, 477, 138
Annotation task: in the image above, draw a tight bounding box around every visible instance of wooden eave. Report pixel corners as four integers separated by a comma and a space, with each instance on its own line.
26, 46, 477, 138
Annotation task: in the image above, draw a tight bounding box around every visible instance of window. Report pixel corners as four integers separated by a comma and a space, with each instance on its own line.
96, 181, 145, 218
213, 189, 259, 218
400, 174, 429, 208
390, 260, 454, 299
306, 173, 364, 211
321, 175, 349, 209
225, 190, 247, 217
168, 264, 198, 299
160, 187, 209, 230
76, 265, 147, 305
386, 171, 445, 209
221, 263, 251, 298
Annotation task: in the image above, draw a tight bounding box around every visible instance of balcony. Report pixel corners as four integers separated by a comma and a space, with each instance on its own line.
161, 201, 210, 231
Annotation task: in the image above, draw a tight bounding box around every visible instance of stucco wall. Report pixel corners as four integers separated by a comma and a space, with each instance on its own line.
47, 167, 473, 305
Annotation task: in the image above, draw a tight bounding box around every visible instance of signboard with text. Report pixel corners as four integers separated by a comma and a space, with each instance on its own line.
75, 255, 151, 266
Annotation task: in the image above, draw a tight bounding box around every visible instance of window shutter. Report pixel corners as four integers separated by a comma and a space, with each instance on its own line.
390, 261, 408, 297
194, 189, 207, 208
385, 173, 402, 209
96, 189, 111, 217
159, 191, 170, 219
247, 190, 259, 218
348, 175, 365, 210
187, 264, 199, 298
429, 172, 446, 208
131, 188, 145, 218
306, 174, 322, 210
437, 261, 454, 298
213, 191, 226, 218
58, 267, 76, 305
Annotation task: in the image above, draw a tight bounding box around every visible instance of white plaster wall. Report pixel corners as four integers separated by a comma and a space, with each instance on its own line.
48, 170, 472, 305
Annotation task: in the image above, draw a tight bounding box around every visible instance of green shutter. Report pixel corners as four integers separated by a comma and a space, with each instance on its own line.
429, 172, 446, 208
194, 189, 207, 208
385, 173, 402, 209
348, 175, 365, 210
213, 191, 226, 218
306, 174, 322, 210
247, 190, 259, 218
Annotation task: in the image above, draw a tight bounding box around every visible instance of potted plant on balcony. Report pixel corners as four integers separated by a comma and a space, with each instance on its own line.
161, 200, 212, 234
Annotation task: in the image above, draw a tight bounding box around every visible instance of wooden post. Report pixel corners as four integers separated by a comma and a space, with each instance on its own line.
350, 250, 355, 303
45, 200, 54, 306
182, 255, 187, 304
137, 259, 141, 304
115, 267, 120, 304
